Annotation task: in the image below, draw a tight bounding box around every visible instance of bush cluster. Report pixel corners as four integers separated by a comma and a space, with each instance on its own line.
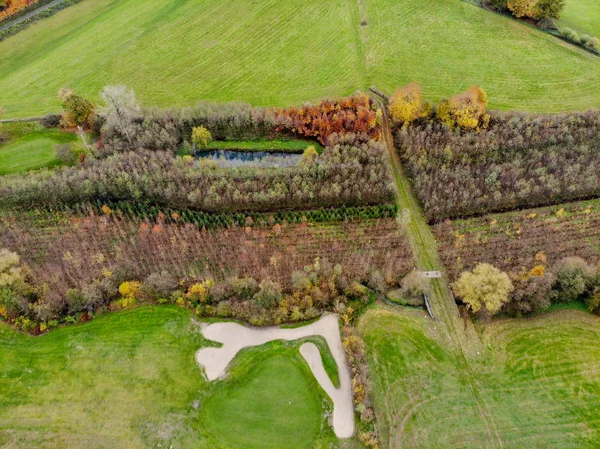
559, 28, 600, 54
395, 109, 600, 221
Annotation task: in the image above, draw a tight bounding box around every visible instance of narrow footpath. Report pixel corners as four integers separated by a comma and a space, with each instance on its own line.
370, 92, 505, 448
0, 0, 65, 33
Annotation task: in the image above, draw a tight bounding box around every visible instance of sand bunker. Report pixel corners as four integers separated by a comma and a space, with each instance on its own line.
196, 313, 355, 438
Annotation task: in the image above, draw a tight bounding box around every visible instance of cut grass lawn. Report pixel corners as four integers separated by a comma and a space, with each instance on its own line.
0, 123, 79, 175
0, 0, 599, 118
561, 0, 600, 37
0, 306, 349, 449
361, 306, 600, 448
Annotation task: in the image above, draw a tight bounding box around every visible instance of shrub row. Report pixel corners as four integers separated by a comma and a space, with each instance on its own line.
73, 201, 398, 229
98, 94, 379, 154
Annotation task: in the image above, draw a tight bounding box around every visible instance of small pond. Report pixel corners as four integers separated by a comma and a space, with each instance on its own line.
197, 150, 302, 168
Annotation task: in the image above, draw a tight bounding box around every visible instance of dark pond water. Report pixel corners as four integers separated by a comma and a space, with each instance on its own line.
196, 150, 301, 168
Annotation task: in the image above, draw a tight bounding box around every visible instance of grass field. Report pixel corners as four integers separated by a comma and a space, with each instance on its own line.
0, 306, 348, 449
0, 123, 79, 175
561, 0, 600, 37
0, 0, 599, 118
361, 306, 600, 449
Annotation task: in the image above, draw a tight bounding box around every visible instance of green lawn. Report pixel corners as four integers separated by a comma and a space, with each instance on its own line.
208, 139, 323, 153
0, 0, 599, 118
0, 124, 78, 175
0, 306, 346, 449
561, 0, 600, 37
361, 306, 600, 449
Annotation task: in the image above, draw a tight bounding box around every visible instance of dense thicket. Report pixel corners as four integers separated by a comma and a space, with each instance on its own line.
0, 212, 413, 331
0, 138, 394, 212
98, 94, 378, 154
435, 199, 600, 316
396, 110, 600, 221
99, 101, 281, 154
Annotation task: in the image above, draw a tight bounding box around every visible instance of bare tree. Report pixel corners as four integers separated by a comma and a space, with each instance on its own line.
99, 85, 140, 146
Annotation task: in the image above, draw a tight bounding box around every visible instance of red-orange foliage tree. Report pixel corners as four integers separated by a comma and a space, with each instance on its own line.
0, 0, 40, 21
272, 94, 379, 145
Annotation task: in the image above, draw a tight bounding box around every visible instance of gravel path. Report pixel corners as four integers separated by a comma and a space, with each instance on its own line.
196, 313, 355, 438
0, 0, 65, 33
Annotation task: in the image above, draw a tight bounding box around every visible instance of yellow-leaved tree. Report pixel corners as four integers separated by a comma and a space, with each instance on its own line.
191, 126, 212, 150
452, 263, 513, 315
389, 83, 431, 127
438, 85, 490, 131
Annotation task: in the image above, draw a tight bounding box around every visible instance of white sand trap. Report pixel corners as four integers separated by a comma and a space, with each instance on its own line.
196, 313, 355, 438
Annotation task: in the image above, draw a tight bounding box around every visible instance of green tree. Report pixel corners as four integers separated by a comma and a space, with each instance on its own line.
550, 257, 596, 303
534, 0, 565, 19
453, 263, 513, 315
58, 88, 95, 128
191, 126, 212, 149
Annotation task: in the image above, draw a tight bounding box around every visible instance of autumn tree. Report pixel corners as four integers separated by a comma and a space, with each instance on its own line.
507, 0, 536, 17
99, 85, 140, 145
191, 126, 212, 149
0, 248, 23, 287
438, 85, 490, 131
58, 88, 95, 128
452, 263, 513, 315
389, 83, 431, 127
301, 145, 318, 166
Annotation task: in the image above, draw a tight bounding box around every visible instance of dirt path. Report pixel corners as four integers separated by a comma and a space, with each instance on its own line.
0, 0, 65, 33
196, 313, 355, 439
370, 92, 504, 448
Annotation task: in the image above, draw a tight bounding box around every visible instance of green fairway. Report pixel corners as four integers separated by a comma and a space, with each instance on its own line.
561, 0, 600, 37
0, 306, 343, 448
0, 0, 599, 118
201, 343, 327, 449
0, 126, 78, 175
361, 306, 600, 449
